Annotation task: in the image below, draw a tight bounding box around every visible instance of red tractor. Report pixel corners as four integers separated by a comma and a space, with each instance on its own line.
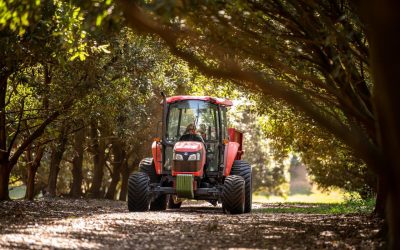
127, 94, 252, 214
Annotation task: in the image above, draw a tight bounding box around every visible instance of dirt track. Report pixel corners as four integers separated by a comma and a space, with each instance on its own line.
0, 199, 384, 249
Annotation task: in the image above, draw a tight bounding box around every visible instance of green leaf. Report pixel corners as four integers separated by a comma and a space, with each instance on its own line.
72, 7, 80, 19
21, 12, 29, 26
70, 53, 79, 61
96, 15, 103, 26
79, 52, 87, 61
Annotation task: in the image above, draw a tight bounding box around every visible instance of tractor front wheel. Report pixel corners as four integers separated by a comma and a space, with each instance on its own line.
138, 158, 168, 211
139, 158, 159, 183
128, 172, 151, 212
222, 175, 245, 214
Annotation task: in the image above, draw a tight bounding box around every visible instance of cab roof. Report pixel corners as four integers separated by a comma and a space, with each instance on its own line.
166, 96, 233, 106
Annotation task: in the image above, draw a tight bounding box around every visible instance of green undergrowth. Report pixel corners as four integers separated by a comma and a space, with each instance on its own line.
9, 185, 26, 200
258, 198, 375, 214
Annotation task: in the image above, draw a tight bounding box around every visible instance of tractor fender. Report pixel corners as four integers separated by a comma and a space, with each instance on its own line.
223, 142, 240, 176
151, 141, 162, 174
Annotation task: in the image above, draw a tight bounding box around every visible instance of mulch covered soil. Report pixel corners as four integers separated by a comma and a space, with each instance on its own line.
0, 199, 385, 249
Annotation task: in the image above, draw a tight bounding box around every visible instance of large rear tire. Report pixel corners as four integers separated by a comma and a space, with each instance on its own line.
222, 175, 245, 214
128, 172, 150, 211
150, 194, 169, 211
231, 160, 252, 213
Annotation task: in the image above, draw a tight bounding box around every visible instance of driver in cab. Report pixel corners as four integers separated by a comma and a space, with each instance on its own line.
184, 123, 206, 140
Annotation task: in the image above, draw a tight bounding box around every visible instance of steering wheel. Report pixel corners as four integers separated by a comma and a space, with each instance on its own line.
178, 133, 205, 144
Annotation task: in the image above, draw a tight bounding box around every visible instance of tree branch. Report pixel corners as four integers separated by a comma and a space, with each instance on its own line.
9, 110, 61, 168
7, 96, 26, 154
117, 1, 383, 173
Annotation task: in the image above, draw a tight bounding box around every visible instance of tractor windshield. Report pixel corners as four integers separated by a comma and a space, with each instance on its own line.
166, 100, 219, 143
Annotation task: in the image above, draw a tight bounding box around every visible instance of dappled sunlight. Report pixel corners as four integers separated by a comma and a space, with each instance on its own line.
1, 0, 398, 247
253, 189, 348, 204
0, 199, 383, 249
0, 233, 103, 249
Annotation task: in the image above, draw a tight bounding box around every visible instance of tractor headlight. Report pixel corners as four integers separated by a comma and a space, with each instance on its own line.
188, 152, 201, 161
173, 153, 184, 161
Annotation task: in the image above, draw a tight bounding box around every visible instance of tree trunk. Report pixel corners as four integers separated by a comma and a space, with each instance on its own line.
26, 166, 38, 200
46, 124, 68, 197
70, 126, 85, 197
118, 161, 130, 201
386, 184, 400, 250
105, 140, 126, 199
0, 71, 10, 201
0, 163, 11, 200
119, 158, 138, 201
25, 146, 45, 200
88, 119, 106, 198
365, 0, 400, 248
374, 176, 387, 218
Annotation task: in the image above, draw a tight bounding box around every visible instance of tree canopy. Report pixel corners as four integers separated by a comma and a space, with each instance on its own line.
2, 0, 400, 248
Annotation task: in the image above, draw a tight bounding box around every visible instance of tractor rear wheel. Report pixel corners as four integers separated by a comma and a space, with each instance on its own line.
150, 194, 169, 211
231, 160, 252, 213
168, 195, 182, 209
128, 172, 150, 211
222, 175, 245, 214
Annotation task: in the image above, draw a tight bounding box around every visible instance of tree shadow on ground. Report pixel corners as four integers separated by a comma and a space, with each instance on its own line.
0, 199, 385, 249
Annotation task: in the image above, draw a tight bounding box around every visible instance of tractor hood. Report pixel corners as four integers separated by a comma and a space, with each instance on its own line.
174, 141, 203, 153
172, 141, 206, 177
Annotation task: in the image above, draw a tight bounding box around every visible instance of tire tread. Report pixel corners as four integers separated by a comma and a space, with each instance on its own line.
222, 175, 245, 214
128, 172, 150, 212
231, 160, 252, 213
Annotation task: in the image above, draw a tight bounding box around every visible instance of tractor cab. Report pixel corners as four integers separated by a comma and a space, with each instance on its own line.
128, 94, 252, 214
163, 97, 230, 176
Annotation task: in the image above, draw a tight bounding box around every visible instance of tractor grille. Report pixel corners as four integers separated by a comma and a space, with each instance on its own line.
172, 161, 202, 172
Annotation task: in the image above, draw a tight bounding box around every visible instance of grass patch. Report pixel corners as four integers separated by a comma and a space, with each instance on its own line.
253, 188, 347, 204
258, 198, 375, 214
9, 185, 26, 200
254, 187, 375, 214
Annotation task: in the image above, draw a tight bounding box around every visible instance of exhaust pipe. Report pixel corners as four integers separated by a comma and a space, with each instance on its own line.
161, 92, 167, 145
